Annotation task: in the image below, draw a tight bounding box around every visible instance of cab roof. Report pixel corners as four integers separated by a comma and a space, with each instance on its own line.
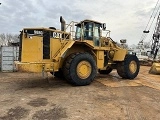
76, 19, 102, 26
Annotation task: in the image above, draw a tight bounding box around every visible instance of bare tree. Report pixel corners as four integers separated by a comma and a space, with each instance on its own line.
0, 33, 6, 46
6, 33, 13, 45
12, 34, 19, 42
0, 33, 19, 46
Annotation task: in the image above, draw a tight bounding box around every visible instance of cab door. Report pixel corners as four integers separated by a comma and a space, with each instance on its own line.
84, 22, 100, 46
94, 23, 101, 46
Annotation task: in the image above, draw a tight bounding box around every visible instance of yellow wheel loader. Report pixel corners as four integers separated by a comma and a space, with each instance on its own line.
16, 16, 140, 86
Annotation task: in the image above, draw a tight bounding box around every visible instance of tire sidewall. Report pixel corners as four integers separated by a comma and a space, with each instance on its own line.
125, 55, 140, 79
70, 53, 97, 85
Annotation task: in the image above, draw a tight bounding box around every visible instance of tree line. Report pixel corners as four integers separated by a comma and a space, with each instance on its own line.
0, 33, 19, 46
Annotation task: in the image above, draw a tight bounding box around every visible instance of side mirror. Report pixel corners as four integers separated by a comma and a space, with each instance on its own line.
102, 23, 106, 30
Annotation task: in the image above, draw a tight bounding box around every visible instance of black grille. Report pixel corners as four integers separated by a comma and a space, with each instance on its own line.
18, 31, 23, 61
43, 31, 50, 59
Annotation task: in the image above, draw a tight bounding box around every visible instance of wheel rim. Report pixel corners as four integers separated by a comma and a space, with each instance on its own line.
129, 60, 137, 74
76, 61, 92, 79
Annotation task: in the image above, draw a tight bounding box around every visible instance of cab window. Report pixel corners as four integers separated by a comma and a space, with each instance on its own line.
94, 23, 101, 46
75, 25, 81, 40
84, 22, 93, 40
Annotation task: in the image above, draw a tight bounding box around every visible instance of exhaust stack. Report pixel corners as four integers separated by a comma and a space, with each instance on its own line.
60, 16, 66, 31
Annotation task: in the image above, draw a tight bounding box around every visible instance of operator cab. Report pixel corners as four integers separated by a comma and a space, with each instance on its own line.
75, 20, 106, 46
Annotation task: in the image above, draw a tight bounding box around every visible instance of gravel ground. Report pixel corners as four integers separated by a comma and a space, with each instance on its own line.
0, 66, 160, 120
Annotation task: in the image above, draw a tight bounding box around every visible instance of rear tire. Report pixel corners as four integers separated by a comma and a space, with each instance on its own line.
117, 54, 140, 79
63, 52, 97, 86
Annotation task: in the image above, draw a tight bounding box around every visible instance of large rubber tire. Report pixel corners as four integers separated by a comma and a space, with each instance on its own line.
117, 54, 140, 79
63, 53, 97, 86
99, 67, 112, 74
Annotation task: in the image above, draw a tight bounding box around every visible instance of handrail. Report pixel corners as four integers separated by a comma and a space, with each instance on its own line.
65, 21, 78, 39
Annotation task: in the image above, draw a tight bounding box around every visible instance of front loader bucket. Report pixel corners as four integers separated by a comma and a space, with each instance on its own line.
149, 63, 160, 75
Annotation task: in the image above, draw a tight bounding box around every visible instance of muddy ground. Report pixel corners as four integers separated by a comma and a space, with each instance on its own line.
0, 66, 160, 120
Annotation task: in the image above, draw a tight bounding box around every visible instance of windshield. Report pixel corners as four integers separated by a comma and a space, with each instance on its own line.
75, 22, 101, 43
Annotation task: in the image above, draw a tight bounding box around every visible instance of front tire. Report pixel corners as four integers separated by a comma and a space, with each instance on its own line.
63, 53, 97, 86
117, 55, 140, 79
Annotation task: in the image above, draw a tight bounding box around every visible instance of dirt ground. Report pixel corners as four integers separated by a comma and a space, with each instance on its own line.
0, 66, 160, 120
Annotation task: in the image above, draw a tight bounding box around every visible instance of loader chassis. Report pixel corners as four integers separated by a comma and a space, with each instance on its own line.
17, 17, 140, 86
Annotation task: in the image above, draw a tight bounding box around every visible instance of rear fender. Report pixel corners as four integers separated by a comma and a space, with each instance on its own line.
53, 40, 75, 61
52, 41, 75, 71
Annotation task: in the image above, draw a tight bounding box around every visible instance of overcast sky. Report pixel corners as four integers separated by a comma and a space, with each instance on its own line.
0, 0, 158, 45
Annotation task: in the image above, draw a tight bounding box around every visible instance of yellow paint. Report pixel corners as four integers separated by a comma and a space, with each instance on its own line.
76, 61, 91, 79
149, 63, 160, 75
22, 36, 43, 62
50, 39, 62, 58
16, 62, 54, 72
96, 51, 104, 68
113, 49, 127, 61
129, 61, 137, 74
